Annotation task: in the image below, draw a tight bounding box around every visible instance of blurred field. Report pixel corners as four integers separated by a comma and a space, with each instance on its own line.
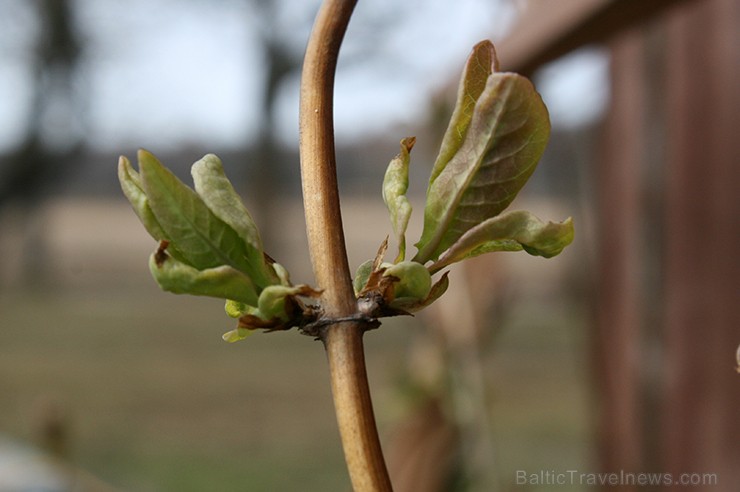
0, 197, 591, 491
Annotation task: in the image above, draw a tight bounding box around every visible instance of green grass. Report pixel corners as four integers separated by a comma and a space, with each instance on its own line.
488, 301, 594, 491
0, 282, 353, 490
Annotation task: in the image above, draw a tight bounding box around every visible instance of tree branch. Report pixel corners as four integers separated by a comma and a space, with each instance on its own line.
299, 0, 356, 313
299, 0, 393, 490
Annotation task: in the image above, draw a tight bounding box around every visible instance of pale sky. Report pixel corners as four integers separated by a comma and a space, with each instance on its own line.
0, 0, 608, 153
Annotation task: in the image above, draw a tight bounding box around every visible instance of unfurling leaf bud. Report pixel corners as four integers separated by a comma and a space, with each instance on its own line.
118, 150, 319, 341
383, 261, 431, 301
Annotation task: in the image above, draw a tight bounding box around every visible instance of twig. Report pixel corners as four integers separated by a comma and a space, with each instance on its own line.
298, 0, 393, 490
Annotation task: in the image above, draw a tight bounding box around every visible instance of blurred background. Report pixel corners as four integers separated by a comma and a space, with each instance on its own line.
0, 0, 737, 491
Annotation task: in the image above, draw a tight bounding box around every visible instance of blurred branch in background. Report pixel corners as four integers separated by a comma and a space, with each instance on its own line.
386, 253, 515, 491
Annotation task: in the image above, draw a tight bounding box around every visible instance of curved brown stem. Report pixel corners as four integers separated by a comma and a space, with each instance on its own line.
299, 0, 393, 490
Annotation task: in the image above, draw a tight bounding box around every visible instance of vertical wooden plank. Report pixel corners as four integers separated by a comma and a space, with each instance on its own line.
594, 26, 646, 485
661, 0, 740, 489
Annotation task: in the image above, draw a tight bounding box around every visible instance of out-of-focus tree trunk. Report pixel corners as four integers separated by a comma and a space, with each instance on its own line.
244, 0, 299, 250
386, 254, 511, 491
0, 0, 85, 286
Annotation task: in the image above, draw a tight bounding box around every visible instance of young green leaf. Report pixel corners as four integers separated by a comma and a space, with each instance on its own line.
353, 259, 375, 295
382, 137, 415, 262
222, 327, 255, 343
225, 299, 253, 318
256, 284, 319, 322
271, 262, 292, 287
118, 156, 169, 242
429, 40, 498, 184
389, 272, 449, 313
257, 285, 295, 322
138, 150, 254, 274
191, 154, 278, 288
148, 252, 259, 305
383, 261, 431, 301
414, 49, 551, 263
118, 156, 189, 263
428, 211, 574, 274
